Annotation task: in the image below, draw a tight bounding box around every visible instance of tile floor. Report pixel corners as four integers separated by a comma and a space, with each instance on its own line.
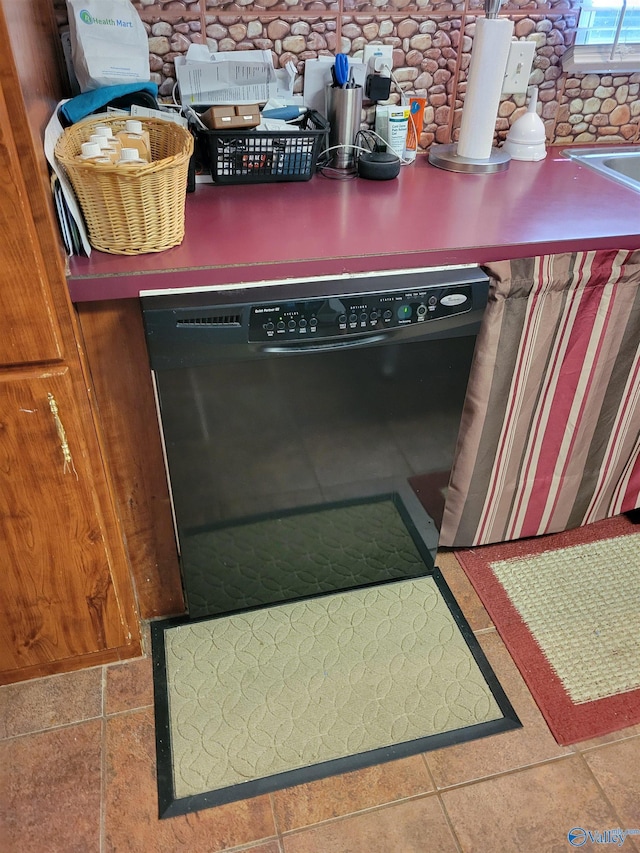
2, 551, 640, 853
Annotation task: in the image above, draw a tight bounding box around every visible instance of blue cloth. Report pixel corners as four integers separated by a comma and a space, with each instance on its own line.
59, 82, 159, 125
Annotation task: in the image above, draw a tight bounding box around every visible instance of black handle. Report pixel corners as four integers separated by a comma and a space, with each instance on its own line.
260, 333, 389, 354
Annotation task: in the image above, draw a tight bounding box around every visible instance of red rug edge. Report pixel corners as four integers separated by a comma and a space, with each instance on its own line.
454, 515, 640, 746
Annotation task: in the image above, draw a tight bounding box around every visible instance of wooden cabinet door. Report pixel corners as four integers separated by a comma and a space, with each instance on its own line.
0, 1, 141, 683
0, 57, 62, 367
0, 367, 136, 674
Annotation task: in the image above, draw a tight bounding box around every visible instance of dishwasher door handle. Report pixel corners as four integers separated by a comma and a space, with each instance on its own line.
260, 334, 390, 354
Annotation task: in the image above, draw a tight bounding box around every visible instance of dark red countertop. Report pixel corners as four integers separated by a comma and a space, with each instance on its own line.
67, 147, 640, 302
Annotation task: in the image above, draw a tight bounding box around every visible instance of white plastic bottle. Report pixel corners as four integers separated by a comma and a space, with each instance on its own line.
76, 141, 112, 163
92, 124, 120, 146
92, 124, 122, 162
116, 147, 148, 167
89, 134, 119, 164
92, 123, 114, 138
116, 120, 151, 162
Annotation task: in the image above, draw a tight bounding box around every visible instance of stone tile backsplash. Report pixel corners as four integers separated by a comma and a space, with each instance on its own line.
53, 0, 640, 150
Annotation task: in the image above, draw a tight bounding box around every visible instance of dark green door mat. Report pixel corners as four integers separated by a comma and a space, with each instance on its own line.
152, 500, 520, 818
179, 493, 439, 617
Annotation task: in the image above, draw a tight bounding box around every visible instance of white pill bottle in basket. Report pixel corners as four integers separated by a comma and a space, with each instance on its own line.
92, 125, 121, 160
116, 147, 148, 167
76, 141, 111, 164
116, 120, 151, 162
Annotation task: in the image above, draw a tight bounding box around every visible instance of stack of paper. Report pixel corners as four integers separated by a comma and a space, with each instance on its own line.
175, 46, 279, 106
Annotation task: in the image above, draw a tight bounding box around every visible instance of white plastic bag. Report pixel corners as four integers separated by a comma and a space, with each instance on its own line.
66, 0, 150, 92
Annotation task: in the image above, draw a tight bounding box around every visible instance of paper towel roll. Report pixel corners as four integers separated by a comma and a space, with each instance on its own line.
457, 17, 514, 160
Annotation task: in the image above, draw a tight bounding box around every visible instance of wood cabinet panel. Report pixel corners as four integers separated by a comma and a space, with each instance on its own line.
0, 2, 142, 684
0, 0, 76, 329
76, 300, 184, 619
0, 367, 134, 673
0, 66, 62, 367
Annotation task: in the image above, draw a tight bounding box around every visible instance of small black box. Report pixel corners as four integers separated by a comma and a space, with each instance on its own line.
365, 74, 392, 102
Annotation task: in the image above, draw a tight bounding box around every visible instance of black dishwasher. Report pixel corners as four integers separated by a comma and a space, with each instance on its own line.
142, 265, 489, 618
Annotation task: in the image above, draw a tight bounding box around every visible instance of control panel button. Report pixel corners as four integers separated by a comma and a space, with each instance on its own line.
247, 282, 474, 342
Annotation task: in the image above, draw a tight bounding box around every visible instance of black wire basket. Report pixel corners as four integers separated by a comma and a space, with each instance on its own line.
198, 110, 329, 185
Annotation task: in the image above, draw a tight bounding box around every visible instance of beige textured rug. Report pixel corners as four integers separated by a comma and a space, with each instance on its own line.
153, 575, 519, 814
455, 513, 640, 744
489, 534, 640, 704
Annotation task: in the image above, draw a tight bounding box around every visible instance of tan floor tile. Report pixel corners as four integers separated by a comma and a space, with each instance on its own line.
0, 719, 102, 853
104, 707, 277, 853
282, 795, 459, 853
583, 735, 640, 831
441, 755, 625, 853
571, 722, 640, 752
272, 754, 434, 832
0, 668, 102, 739
425, 630, 571, 788
105, 655, 154, 715
436, 550, 493, 632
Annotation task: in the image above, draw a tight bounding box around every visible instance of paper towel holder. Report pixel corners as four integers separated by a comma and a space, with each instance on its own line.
427, 143, 510, 174
428, 0, 511, 174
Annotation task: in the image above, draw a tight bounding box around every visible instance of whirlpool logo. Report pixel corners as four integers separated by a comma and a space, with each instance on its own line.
78, 10, 133, 27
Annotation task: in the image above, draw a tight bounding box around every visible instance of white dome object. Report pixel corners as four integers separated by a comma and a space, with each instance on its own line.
80, 141, 102, 158
503, 139, 547, 161
89, 134, 110, 150
503, 88, 547, 161
118, 147, 145, 163
93, 125, 114, 138
124, 119, 144, 134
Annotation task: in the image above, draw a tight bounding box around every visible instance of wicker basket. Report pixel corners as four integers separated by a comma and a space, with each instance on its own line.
55, 115, 194, 255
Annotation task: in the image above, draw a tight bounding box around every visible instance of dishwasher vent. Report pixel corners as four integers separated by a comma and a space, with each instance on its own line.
177, 312, 242, 328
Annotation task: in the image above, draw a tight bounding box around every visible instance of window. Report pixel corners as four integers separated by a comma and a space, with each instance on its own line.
562, 0, 640, 72
577, 0, 640, 45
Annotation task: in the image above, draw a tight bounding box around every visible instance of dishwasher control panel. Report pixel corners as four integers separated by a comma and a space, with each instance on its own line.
248, 284, 474, 342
